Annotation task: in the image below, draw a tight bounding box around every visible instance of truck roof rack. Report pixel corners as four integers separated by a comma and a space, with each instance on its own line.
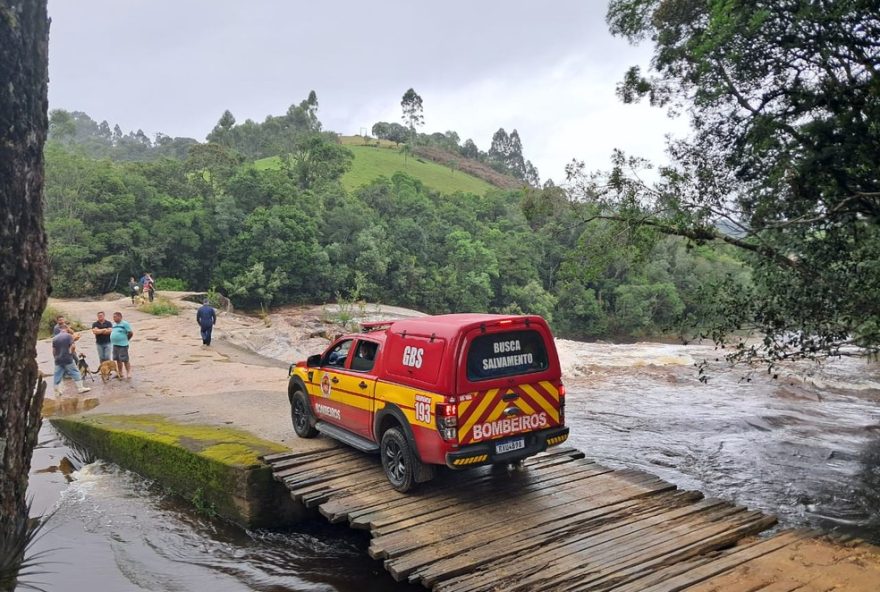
360, 320, 395, 332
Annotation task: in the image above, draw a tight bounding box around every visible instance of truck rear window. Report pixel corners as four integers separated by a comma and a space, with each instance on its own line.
467, 330, 549, 381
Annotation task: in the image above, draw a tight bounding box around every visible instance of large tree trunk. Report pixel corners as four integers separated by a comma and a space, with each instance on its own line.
0, 1, 50, 589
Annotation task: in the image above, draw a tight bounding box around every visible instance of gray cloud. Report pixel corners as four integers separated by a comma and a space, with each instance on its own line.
48, 0, 683, 181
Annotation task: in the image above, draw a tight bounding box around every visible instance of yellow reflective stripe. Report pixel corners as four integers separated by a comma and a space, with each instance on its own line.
484, 398, 509, 424
513, 396, 537, 416
522, 383, 559, 422
460, 389, 498, 437
540, 380, 559, 401
547, 433, 568, 446
376, 382, 442, 406
453, 454, 488, 465
334, 390, 372, 411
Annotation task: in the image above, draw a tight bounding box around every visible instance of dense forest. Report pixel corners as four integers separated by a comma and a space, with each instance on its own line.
40, 0, 880, 361
43, 100, 749, 341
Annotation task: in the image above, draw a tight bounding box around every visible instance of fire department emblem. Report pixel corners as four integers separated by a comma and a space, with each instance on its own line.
320, 373, 332, 397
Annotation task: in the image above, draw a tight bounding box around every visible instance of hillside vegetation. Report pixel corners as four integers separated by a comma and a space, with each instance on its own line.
43, 98, 753, 343
255, 139, 495, 195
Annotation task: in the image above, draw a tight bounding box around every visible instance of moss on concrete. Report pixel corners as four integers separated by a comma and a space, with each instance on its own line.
50, 414, 306, 528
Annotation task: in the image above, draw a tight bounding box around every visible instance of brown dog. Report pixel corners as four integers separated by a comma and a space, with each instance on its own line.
98, 360, 118, 382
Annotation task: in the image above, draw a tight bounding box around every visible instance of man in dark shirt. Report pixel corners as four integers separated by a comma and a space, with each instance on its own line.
91, 311, 113, 362
52, 330, 90, 397
196, 299, 217, 346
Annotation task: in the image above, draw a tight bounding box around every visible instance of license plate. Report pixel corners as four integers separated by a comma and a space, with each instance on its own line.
495, 437, 525, 455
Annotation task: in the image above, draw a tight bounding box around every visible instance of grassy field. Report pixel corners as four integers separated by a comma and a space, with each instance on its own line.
255, 138, 495, 195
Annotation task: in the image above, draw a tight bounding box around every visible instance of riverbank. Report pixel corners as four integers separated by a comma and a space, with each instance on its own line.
36, 292, 880, 590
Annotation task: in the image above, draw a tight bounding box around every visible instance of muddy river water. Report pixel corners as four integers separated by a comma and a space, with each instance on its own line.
25, 341, 880, 591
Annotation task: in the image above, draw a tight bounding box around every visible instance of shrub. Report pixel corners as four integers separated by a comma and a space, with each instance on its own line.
205, 287, 223, 308
154, 277, 187, 291
138, 296, 179, 316
40, 305, 86, 339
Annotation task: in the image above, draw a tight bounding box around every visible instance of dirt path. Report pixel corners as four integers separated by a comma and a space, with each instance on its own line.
38, 293, 330, 449
39, 294, 428, 446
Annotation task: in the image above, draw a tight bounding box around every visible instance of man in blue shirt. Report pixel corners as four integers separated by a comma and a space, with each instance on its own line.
111, 311, 134, 379
196, 299, 217, 346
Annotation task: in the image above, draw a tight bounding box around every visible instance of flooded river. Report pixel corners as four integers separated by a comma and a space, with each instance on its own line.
27, 427, 421, 592
560, 341, 880, 543
25, 341, 880, 590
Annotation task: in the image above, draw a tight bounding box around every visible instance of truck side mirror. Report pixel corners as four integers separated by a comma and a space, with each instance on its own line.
307, 354, 322, 367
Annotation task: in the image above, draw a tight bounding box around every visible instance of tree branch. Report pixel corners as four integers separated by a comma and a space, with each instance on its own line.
582, 212, 802, 271
716, 64, 813, 147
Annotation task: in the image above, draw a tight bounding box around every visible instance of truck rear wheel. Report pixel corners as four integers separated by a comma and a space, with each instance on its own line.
291, 388, 318, 438
380, 427, 423, 492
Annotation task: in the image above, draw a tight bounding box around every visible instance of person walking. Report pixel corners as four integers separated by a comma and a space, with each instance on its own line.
144, 273, 155, 302
52, 327, 91, 396
128, 276, 139, 304
196, 298, 217, 346
110, 311, 134, 379
91, 311, 113, 362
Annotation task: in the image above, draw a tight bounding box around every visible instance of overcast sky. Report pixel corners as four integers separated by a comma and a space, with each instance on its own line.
47, 0, 687, 183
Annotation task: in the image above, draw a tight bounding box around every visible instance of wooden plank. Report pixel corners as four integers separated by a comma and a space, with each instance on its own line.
263, 447, 343, 469
311, 450, 592, 523
266, 445, 796, 592
361, 462, 619, 534
375, 488, 698, 561
286, 461, 386, 494
391, 494, 723, 582
378, 481, 694, 565
370, 470, 673, 539
627, 530, 812, 592
433, 509, 774, 592
549, 512, 766, 591
367, 466, 668, 534
422, 503, 747, 589
340, 465, 610, 534
511, 513, 778, 592
314, 458, 572, 526
388, 491, 703, 582
276, 453, 379, 481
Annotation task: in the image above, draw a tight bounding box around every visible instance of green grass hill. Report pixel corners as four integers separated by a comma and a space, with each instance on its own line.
255, 136, 496, 195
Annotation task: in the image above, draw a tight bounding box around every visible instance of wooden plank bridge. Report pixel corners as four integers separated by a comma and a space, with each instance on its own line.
263, 446, 870, 591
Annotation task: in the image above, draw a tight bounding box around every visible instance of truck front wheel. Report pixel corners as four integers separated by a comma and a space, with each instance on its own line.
291, 388, 318, 438
380, 427, 422, 492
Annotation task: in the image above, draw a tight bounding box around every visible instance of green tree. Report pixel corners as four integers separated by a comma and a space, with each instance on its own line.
400, 88, 424, 144
441, 230, 499, 311
287, 134, 353, 189
184, 142, 242, 193
460, 138, 480, 160
371, 121, 389, 140
48, 108, 75, 142
598, 0, 880, 362
206, 109, 236, 146
223, 261, 287, 310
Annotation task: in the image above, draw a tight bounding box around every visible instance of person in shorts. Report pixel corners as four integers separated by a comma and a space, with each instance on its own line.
91, 311, 113, 362
110, 311, 134, 379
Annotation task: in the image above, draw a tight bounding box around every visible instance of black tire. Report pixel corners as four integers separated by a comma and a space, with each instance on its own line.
291, 388, 318, 438
380, 427, 421, 493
